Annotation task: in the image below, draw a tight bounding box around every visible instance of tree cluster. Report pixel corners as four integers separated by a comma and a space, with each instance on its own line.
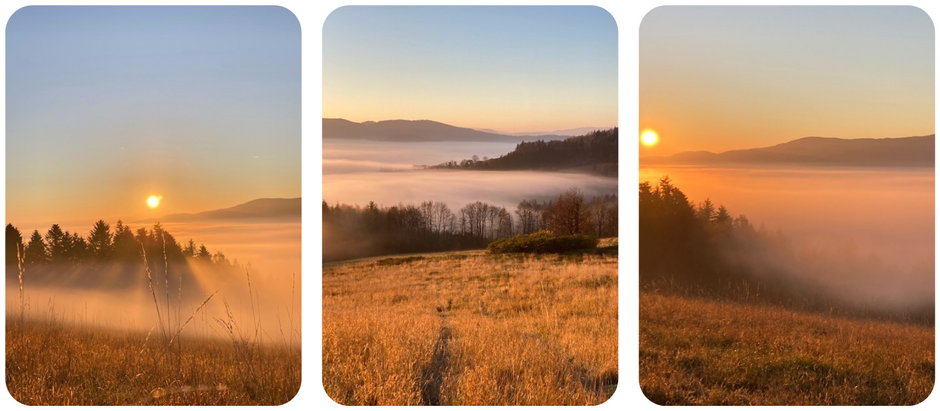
323, 189, 617, 261
5, 220, 235, 270
639, 177, 778, 298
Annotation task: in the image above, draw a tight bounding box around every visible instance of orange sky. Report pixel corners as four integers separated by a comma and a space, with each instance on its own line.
640, 6, 934, 157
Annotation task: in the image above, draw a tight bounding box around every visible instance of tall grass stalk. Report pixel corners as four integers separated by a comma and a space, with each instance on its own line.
140, 242, 167, 342
161, 232, 171, 334
16, 242, 26, 324
168, 290, 218, 345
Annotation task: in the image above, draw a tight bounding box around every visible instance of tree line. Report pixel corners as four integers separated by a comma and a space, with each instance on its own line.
323, 188, 617, 261
5, 220, 236, 270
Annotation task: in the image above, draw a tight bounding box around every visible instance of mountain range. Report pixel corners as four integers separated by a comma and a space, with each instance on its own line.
323, 118, 574, 142
162, 198, 301, 222
645, 135, 934, 167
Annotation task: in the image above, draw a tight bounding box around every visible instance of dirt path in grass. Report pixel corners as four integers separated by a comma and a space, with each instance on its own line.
421, 309, 453, 405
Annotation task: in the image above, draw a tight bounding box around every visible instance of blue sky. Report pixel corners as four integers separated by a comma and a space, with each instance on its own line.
7, 6, 300, 223
323, 6, 618, 133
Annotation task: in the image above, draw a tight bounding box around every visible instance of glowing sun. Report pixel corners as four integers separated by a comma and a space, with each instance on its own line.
146, 195, 162, 209
641, 129, 659, 147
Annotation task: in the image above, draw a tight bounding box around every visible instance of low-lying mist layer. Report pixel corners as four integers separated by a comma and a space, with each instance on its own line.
325, 169, 617, 214
5, 220, 300, 344
325, 140, 518, 174
639, 171, 934, 321
324, 139, 618, 213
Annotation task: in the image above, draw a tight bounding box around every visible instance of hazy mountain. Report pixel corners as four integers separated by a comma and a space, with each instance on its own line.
323, 118, 568, 142
433, 128, 618, 176
646, 135, 934, 167
509, 126, 611, 137
163, 198, 301, 221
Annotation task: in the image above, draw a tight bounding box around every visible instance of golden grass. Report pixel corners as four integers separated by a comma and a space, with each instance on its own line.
6, 319, 300, 405
323, 250, 618, 405
640, 292, 934, 405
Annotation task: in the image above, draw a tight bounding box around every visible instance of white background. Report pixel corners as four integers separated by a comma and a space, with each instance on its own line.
0, 0, 936, 410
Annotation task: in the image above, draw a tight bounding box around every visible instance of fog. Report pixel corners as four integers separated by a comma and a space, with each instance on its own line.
324, 140, 618, 211
324, 140, 519, 172
7, 220, 300, 345
641, 166, 934, 313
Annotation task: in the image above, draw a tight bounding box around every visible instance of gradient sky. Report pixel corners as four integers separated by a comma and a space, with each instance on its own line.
7, 6, 300, 225
323, 6, 618, 133
640, 6, 934, 156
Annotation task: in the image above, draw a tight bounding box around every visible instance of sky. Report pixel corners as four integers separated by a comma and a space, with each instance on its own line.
640, 6, 934, 156
6, 6, 300, 226
323, 6, 618, 134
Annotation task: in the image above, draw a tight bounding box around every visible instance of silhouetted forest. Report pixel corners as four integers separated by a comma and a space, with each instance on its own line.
640, 177, 933, 324
5, 220, 238, 290
324, 189, 617, 261
432, 128, 618, 176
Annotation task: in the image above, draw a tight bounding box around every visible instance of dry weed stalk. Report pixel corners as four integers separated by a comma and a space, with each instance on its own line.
168, 290, 218, 346
16, 242, 26, 324
140, 242, 167, 342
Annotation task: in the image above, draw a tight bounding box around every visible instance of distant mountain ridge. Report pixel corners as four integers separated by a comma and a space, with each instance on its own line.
323, 118, 569, 142
646, 135, 934, 167
163, 198, 301, 222
477, 126, 611, 137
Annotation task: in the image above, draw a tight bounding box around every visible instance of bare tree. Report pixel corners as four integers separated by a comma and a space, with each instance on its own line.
515, 200, 542, 234
544, 188, 587, 235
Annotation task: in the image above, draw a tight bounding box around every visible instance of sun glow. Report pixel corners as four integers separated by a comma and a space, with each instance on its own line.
146, 195, 162, 209
641, 129, 659, 147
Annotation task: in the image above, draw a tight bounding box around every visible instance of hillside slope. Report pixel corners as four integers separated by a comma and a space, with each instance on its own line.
434, 128, 618, 176
324, 250, 617, 405
640, 292, 933, 405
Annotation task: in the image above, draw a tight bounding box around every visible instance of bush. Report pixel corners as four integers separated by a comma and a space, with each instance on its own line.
487, 231, 599, 254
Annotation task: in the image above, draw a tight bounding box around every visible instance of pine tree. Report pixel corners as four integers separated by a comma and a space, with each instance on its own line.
5, 224, 23, 266
88, 220, 113, 259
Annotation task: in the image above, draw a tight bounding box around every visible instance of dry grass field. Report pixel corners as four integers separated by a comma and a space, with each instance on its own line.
5, 319, 300, 405
640, 292, 934, 405
322, 247, 618, 405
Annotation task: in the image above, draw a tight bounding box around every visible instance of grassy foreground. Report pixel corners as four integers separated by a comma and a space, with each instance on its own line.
640, 292, 934, 405
6, 320, 300, 405
323, 248, 618, 405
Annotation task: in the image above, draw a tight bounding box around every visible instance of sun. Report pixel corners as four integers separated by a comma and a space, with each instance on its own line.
641, 129, 659, 147
146, 195, 162, 209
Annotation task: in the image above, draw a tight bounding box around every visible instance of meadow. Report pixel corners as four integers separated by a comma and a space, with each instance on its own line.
6, 318, 301, 405
640, 292, 934, 405
322, 244, 618, 405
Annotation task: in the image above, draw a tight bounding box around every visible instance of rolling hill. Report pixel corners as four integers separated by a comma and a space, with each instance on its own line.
645, 135, 934, 167
163, 198, 300, 222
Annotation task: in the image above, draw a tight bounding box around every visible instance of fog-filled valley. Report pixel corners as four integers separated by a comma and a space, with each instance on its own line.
640, 166, 933, 318
324, 140, 619, 212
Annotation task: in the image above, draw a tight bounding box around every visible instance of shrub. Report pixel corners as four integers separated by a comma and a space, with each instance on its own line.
486, 231, 599, 254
